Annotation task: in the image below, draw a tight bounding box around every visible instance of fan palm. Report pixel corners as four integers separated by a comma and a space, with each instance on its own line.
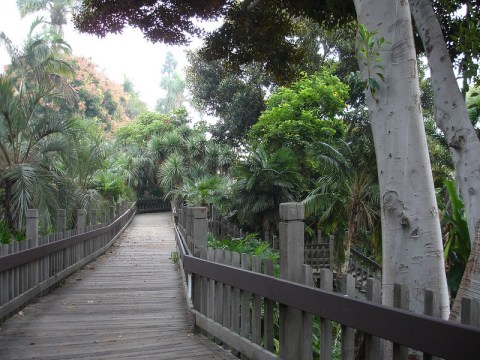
231, 146, 302, 234
303, 137, 380, 272
206, 142, 235, 175
0, 21, 75, 231
170, 175, 231, 207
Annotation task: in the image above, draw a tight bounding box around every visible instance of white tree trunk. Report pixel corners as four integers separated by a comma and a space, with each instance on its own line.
353, 0, 449, 319
408, 0, 480, 321
409, 0, 480, 252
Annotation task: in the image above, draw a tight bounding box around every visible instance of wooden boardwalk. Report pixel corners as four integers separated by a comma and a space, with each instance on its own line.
0, 213, 236, 359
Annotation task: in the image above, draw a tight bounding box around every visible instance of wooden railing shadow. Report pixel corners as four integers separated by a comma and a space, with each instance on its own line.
174, 204, 480, 360
0, 202, 135, 321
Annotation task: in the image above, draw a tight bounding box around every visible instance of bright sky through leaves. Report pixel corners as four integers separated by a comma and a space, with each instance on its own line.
0, 0, 197, 110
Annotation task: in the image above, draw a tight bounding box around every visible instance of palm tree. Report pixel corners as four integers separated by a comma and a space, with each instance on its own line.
0, 19, 75, 231
158, 152, 187, 209
231, 146, 302, 235
206, 142, 235, 175
170, 175, 231, 207
16, 0, 78, 34
303, 136, 379, 272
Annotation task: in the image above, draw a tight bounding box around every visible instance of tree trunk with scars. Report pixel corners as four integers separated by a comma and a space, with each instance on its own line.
409, 0, 480, 321
353, 0, 449, 319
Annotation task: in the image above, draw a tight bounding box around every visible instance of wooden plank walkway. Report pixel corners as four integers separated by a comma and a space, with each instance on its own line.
0, 212, 236, 359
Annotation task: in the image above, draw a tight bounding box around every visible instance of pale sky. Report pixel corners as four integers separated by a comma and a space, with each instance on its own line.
0, 0, 199, 110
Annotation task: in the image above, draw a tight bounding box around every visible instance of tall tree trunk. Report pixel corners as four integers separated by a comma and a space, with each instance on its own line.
353, 0, 449, 319
341, 206, 358, 275
408, 0, 480, 321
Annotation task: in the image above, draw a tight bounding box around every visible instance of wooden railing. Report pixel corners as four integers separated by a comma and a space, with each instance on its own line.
204, 205, 383, 293
0, 202, 135, 321
207, 205, 247, 240
349, 249, 382, 293
136, 197, 171, 213
175, 204, 480, 360
304, 233, 334, 273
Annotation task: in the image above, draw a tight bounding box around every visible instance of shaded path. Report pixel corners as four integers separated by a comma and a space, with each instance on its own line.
0, 213, 235, 359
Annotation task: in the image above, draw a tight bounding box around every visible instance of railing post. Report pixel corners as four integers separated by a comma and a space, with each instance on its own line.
192, 207, 208, 253
182, 206, 187, 233
26, 209, 39, 246
110, 206, 115, 223
101, 209, 106, 225
211, 205, 218, 238
56, 209, 66, 234
26, 209, 39, 288
192, 207, 207, 323
77, 209, 86, 234
178, 206, 184, 233
279, 202, 305, 360
90, 209, 97, 228
186, 207, 193, 251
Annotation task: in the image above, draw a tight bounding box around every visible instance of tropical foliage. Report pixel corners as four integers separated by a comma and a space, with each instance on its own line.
0, 16, 137, 234
6, 0, 480, 312
0, 18, 75, 231
230, 147, 302, 234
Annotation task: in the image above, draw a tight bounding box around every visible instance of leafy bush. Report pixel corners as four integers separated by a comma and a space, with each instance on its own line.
0, 219, 26, 244
208, 232, 279, 264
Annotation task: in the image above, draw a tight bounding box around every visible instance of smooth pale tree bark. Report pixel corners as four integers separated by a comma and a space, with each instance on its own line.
452, 225, 480, 320
353, 0, 449, 319
409, 0, 480, 321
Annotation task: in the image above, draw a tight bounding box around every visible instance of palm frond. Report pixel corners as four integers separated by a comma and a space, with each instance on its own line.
5, 163, 37, 227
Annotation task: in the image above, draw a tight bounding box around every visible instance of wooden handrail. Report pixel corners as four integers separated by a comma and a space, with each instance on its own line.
351, 248, 382, 271
181, 249, 480, 359
175, 206, 480, 359
0, 204, 136, 320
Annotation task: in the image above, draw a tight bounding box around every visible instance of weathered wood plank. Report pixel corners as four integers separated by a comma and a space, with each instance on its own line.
263, 259, 275, 352
319, 268, 333, 360
251, 256, 262, 345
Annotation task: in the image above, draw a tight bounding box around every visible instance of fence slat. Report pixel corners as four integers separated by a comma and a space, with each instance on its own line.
366, 278, 383, 360
341, 274, 355, 360
214, 249, 225, 346
393, 283, 409, 360
301, 265, 313, 360
251, 256, 262, 345
461, 297, 479, 328
207, 248, 215, 320
319, 268, 333, 360
240, 253, 251, 352
263, 259, 275, 352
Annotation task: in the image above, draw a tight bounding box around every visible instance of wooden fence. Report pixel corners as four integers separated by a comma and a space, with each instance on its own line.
207, 205, 247, 240
136, 198, 171, 213
175, 203, 480, 360
202, 205, 382, 293
0, 202, 135, 321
